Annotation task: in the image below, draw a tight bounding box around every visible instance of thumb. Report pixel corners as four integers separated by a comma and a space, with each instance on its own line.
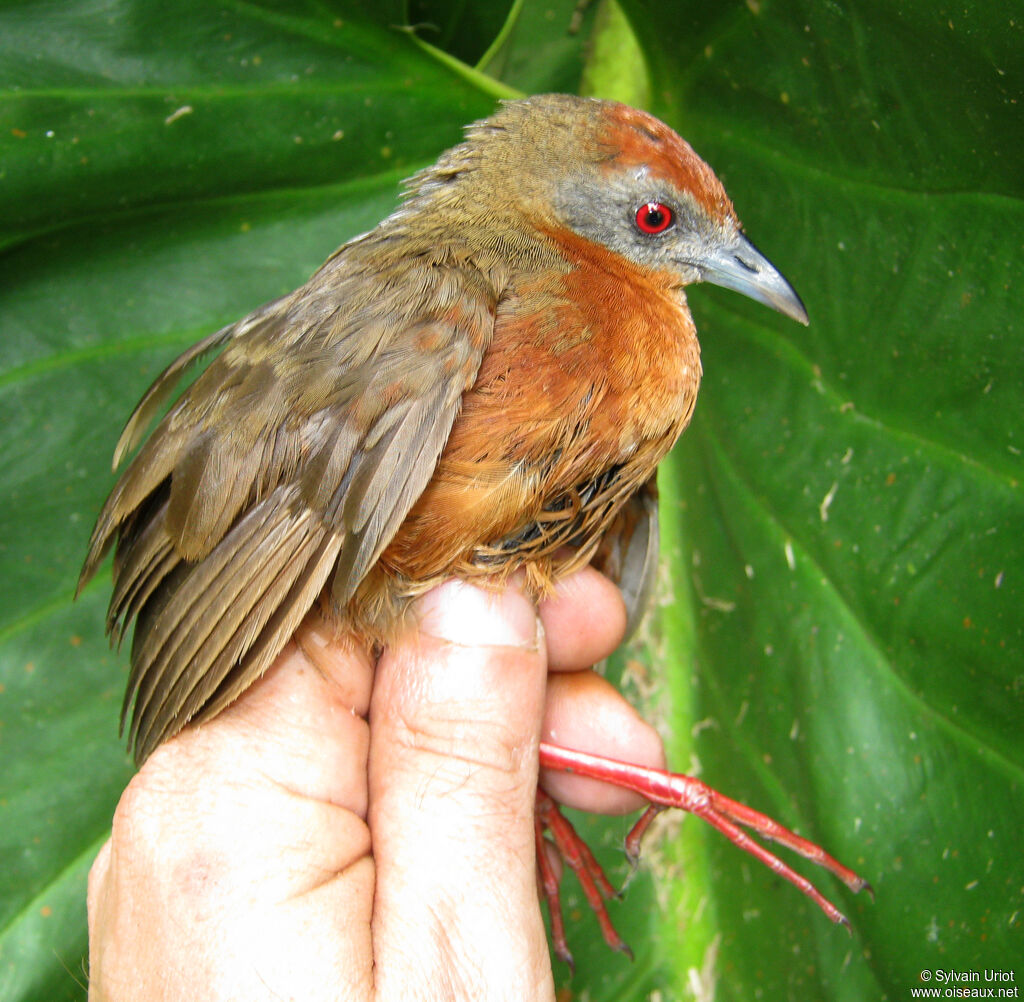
368, 579, 554, 1002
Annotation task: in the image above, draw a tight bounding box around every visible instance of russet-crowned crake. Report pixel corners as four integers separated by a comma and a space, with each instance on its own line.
80, 93, 868, 961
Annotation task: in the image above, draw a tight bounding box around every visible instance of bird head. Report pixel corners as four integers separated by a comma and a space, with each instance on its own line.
408, 94, 808, 325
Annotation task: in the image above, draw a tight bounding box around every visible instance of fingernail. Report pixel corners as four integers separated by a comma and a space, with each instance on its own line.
417, 580, 539, 649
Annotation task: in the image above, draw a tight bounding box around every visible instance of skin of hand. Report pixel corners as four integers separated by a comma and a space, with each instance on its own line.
86, 566, 665, 1001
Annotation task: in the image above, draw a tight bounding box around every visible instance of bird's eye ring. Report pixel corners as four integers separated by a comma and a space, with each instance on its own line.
635, 202, 674, 235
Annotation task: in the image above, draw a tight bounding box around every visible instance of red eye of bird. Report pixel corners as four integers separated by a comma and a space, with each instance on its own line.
635, 202, 674, 235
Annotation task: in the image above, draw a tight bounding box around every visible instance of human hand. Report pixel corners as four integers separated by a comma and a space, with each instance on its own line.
86, 568, 665, 1001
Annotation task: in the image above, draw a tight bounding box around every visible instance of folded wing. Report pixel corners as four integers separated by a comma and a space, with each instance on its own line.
79, 240, 500, 762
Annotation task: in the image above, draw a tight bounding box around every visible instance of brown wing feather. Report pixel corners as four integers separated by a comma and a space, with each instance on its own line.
108, 491, 176, 642
80, 236, 501, 762
124, 493, 311, 733
129, 498, 342, 761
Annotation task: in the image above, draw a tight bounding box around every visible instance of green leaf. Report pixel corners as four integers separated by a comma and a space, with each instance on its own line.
0, 3, 499, 996
2, 1, 1021, 1000
613, 0, 1023, 998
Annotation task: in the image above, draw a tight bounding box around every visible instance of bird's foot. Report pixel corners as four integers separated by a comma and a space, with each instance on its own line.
536, 742, 871, 963
534, 788, 632, 969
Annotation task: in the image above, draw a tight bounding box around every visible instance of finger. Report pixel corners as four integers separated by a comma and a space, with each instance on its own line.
87, 632, 377, 1001
538, 565, 628, 671
369, 580, 555, 1002
219, 618, 375, 810
540, 669, 666, 814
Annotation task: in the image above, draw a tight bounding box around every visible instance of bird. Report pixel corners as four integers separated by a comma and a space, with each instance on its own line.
79, 93, 867, 962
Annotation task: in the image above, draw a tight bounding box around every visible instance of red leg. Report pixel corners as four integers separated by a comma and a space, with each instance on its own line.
535, 789, 633, 961
624, 804, 664, 867
534, 808, 574, 970
539, 742, 870, 929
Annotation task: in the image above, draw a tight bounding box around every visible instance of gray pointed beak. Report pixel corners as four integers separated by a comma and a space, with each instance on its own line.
696, 231, 809, 325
